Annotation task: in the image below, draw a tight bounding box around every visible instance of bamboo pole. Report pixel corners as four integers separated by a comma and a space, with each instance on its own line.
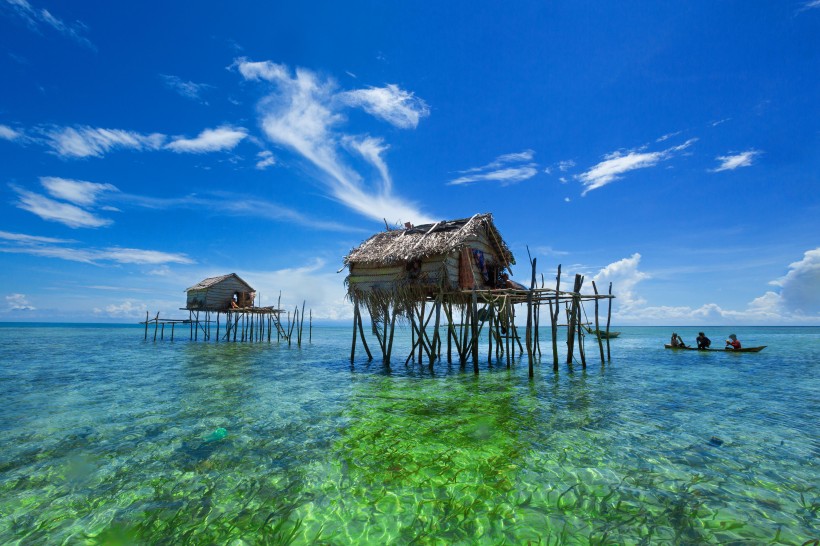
553, 265, 561, 370
350, 300, 358, 363
606, 282, 613, 362
385, 304, 397, 367
472, 289, 479, 372
154, 312, 159, 341
144, 311, 149, 341
592, 281, 605, 365
356, 302, 372, 360
431, 296, 441, 366
566, 274, 581, 365
526, 258, 536, 379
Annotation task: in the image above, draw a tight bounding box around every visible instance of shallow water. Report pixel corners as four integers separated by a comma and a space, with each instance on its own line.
0, 324, 817, 544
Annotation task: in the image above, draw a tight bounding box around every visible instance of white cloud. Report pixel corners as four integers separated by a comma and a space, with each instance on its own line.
0, 124, 22, 141
6, 293, 35, 311
45, 126, 166, 158
94, 300, 148, 319
0, 230, 74, 244
12, 185, 113, 228
449, 149, 539, 186
340, 84, 430, 129
4, 0, 94, 49
711, 150, 761, 172
166, 125, 247, 153
557, 159, 575, 172
762, 248, 820, 316
592, 253, 650, 312
577, 139, 696, 195
97, 247, 194, 265
39, 176, 117, 206
588, 249, 820, 325
234, 57, 433, 225
160, 74, 212, 103
345, 136, 393, 192
0, 234, 194, 265
255, 150, 276, 170
234, 259, 352, 320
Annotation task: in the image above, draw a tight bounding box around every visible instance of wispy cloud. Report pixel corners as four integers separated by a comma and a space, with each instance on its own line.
0, 124, 23, 141
798, 0, 820, 11
40, 176, 117, 206
233, 57, 433, 224
3, 0, 95, 49
11, 185, 113, 228
166, 125, 248, 153
340, 84, 430, 129
577, 139, 696, 195
449, 150, 539, 186
160, 74, 212, 103
118, 190, 361, 232
15, 124, 250, 158
710, 150, 761, 172
255, 150, 276, 170
45, 126, 166, 158
6, 293, 35, 311
0, 230, 194, 265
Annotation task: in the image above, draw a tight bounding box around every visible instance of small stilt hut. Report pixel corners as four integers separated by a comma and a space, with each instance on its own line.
344, 213, 616, 374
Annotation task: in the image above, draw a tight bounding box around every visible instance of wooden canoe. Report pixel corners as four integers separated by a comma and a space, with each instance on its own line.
664, 344, 767, 353
582, 325, 621, 338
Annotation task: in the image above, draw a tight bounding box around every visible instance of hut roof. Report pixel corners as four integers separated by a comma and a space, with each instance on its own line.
344, 213, 515, 269
185, 273, 254, 292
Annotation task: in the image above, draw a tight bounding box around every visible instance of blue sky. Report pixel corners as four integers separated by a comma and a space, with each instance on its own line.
1, 1, 818, 325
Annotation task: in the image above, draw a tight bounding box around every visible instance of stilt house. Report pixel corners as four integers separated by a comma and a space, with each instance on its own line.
185, 273, 255, 311
344, 213, 515, 307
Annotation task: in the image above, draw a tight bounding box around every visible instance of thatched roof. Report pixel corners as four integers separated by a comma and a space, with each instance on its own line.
185, 273, 254, 292
344, 213, 515, 269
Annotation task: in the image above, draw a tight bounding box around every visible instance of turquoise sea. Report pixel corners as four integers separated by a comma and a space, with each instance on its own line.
0, 324, 817, 544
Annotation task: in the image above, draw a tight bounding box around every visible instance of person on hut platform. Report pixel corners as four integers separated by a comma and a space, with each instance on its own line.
696, 332, 711, 349
670, 332, 686, 347
725, 334, 741, 350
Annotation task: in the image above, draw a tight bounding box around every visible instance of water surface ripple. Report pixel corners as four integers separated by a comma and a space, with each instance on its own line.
0, 325, 817, 544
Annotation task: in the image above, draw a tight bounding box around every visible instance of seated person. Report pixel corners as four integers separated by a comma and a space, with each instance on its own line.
696, 332, 711, 349
725, 334, 741, 350
670, 332, 686, 347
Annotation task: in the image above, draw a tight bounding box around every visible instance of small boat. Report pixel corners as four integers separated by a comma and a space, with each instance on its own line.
664, 344, 767, 353
582, 325, 620, 338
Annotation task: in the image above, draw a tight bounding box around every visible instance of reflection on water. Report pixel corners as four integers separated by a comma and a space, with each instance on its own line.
0, 325, 817, 543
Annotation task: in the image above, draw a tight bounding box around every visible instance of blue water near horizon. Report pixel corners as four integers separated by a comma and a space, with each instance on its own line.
0, 324, 817, 544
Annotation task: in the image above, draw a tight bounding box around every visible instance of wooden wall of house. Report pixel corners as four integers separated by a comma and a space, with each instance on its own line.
348, 229, 504, 295
348, 254, 458, 294
458, 233, 501, 290
186, 277, 255, 310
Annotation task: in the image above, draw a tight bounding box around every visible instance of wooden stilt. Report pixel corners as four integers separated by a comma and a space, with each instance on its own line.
144, 311, 149, 341
606, 282, 613, 362
553, 265, 561, 371
592, 281, 605, 365
472, 289, 479, 372
526, 258, 536, 379
350, 301, 358, 363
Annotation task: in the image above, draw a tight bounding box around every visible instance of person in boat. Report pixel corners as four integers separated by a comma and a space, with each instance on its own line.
725, 334, 741, 350
696, 332, 711, 349
670, 332, 686, 347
